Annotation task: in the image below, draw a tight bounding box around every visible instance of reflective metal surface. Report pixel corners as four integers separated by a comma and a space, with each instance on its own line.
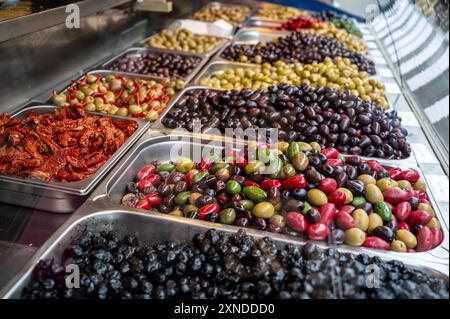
0, 105, 148, 213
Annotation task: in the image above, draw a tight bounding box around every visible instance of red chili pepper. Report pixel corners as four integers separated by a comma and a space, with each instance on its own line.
321, 148, 339, 159
407, 210, 433, 225
399, 169, 420, 183
394, 201, 411, 221
285, 212, 308, 232
280, 15, 322, 31
261, 179, 282, 191
363, 237, 391, 251
383, 188, 410, 204
137, 164, 156, 181
397, 221, 410, 232
334, 211, 355, 230
198, 203, 220, 220
327, 190, 346, 206
243, 180, 260, 188
282, 175, 307, 190
319, 203, 336, 226
416, 226, 433, 252
197, 158, 213, 172
388, 168, 402, 180
305, 223, 329, 241
367, 160, 385, 172
144, 193, 162, 207
326, 159, 344, 167
135, 199, 150, 210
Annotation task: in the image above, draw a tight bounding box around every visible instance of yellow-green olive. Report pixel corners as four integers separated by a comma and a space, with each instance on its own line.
397, 180, 412, 189
174, 157, 194, 173
345, 228, 366, 246
413, 180, 427, 192
337, 187, 353, 204
307, 189, 328, 206
365, 184, 384, 204
352, 209, 369, 231
395, 229, 417, 249
252, 202, 275, 219
292, 152, 309, 171
426, 217, 441, 230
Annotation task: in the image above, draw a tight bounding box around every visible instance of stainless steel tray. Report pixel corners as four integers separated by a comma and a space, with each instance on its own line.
242, 19, 284, 29
101, 47, 210, 85
0, 105, 149, 213
164, 67, 415, 165
140, 31, 230, 59
85, 131, 448, 263
1, 206, 448, 299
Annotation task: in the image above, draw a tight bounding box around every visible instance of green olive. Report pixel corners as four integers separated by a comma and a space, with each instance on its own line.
357, 174, 376, 185
245, 160, 266, 175
219, 208, 236, 225
413, 180, 427, 192
397, 180, 412, 189
352, 209, 369, 231
252, 202, 275, 219
391, 240, 407, 252
395, 229, 417, 249
145, 110, 159, 122
183, 204, 198, 215
307, 189, 328, 207
51, 93, 67, 106
279, 164, 296, 179
417, 203, 435, 216
189, 192, 203, 205
240, 199, 255, 211
364, 184, 384, 204
269, 214, 285, 228
345, 228, 366, 246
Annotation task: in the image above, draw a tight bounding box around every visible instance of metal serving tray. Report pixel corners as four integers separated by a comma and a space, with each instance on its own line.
192, 2, 256, 27
0, 105, 148, 213
242, 19, 284, 29
51, 70, 183, 122
84, 132, 448, 262
140, 31, 230, 59
101, 47, 210, 85
190, 60, 261, 87
1, 208, 447, 299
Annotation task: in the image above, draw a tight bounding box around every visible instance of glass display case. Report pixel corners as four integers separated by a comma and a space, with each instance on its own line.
0, 0, 448, 300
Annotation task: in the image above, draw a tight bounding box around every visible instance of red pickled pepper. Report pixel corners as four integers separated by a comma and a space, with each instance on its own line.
280, 15, 322, 31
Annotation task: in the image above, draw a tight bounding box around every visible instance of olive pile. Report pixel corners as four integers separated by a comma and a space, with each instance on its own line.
120, 141, 440, 252
305, 23, 367, 54
107, 51, 202, 80
162, 84, 409, 158
200, 58, 388, 108
312, 11, 363, 38
22, 230, 449, 299
220, 31, 376, 75
255, 6, 307, 21
147, 29, 224, 55
192, 5, 251, 25
52, 73, 182, 122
